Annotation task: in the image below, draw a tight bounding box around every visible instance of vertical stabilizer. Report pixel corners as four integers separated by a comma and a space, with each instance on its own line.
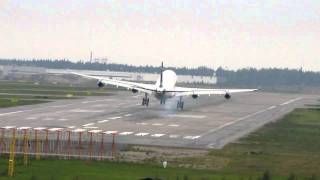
160, 62, 163, 88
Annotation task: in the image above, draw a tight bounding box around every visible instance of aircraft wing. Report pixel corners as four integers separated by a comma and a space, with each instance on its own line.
71, 72, 156, 94
172, 87, 257, 97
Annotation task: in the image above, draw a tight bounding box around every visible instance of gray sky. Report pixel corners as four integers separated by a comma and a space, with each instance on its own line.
0, 0, 319, 70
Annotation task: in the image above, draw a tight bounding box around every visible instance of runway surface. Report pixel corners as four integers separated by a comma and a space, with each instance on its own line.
0, 91, 317, 149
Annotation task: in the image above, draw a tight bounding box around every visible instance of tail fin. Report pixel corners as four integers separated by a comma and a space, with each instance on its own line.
160, 62, 163, 88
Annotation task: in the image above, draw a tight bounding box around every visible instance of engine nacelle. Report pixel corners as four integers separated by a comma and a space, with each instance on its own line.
224, 93, 231, 99
192, 94, 199, 99
131, 88, 138, 93
97, 81, 104, 88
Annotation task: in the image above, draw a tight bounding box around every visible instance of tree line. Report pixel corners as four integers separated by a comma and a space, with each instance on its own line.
1, 59, 320, 87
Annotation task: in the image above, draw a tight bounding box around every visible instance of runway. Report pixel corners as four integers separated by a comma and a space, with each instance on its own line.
0, 91, 317, 149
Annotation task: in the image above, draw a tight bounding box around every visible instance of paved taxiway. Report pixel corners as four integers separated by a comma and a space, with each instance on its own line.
0, 91, 317, 149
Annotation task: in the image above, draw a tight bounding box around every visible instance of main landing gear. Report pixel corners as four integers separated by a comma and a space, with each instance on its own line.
177, 97, 184, 110
142, 93, 149, 106
160, 97, 166, 104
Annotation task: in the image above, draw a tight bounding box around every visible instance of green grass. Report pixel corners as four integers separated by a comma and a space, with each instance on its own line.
0, 99, 49, 108
207, 108, 320, 177
0, 81, 116, 108
0, 158, 247, 180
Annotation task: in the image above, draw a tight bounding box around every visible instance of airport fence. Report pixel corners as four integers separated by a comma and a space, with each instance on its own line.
0, 127, 119, 161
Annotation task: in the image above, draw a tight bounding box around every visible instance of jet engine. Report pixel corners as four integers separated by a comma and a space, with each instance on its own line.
97, 81, 104, 88
192, 94, 199, 99
131, 88, 138, 93
224, 93, 231, 99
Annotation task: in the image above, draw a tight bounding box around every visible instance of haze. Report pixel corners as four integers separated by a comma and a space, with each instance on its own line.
0, 0, 319, 70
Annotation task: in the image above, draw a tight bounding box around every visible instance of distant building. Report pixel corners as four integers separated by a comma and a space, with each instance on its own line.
47, 69, 217, 84
0, 65, 46, 76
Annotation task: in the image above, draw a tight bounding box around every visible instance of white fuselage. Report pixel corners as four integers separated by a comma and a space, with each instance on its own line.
154, 70, 177, 100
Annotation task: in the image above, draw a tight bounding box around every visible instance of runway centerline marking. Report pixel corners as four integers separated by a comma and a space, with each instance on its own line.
81, 99, 114, 104
280, 97, 302, 106
152, 123, 163, 126
199, 105, 280, 137
168, 124, 180, 127
0, 111, 24, 116
43, 117, 54, 121
167, 114, 206, 119
26, 117, 38, 120
69, 109, 104, 113
58, 118, 68, 121
136, 123, 148, 126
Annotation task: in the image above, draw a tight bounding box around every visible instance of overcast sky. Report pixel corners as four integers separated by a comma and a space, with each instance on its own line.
0, 0, 319, 70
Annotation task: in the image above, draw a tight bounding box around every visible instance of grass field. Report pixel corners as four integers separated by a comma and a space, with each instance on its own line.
0, 108, 319, 179
208, 108, 320, 177
0, 81, 115, 108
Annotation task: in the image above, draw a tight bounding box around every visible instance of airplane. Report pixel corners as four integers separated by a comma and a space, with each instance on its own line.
71, 62, 257, 110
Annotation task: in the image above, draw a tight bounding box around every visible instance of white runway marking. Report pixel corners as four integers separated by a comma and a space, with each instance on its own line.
17, 127, 32, 130
49, 105, 69, 108
136, 123, 148, 126
0, 111, 24, 116
73, 129, 86, 132
152, 123, 163, 126
109, 116, 122, 120
184, 135, 201, 140
81, 99, 113, 104
88, 130, 102, 133
168, 114, 206, 119
67, 126, 76, 129
119, 132, 134, 135
82, 123, 95, 127
280, 97, 302, 106
92, 104, 105, 107
168, 124, 180, 127
69, 109, 104, 113
200, 105, 280, 137
124, 114, 132, 117
169, 135, 180, 138
135, 133, 149, 136
43, 117, 54, 121
2, 126, 16, 129
58, 118, 68, 121
151, 134, 165, 137
104, 131, 118, 134
84, 127, 98, 129
26, 117, 37, 120
97, 120, 109, 123
48, 128, 63, 131
267, 106, 276, 110
34, 127, 46, 130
